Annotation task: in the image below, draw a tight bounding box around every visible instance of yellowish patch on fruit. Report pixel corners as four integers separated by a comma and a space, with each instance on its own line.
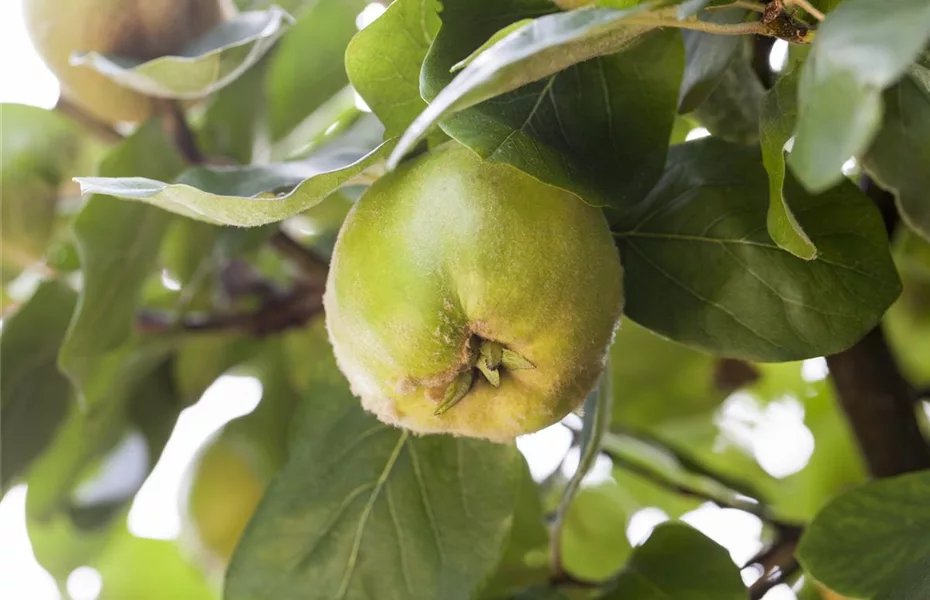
324, 142, 624, 442
186, 436, 266, 563
24, 0, 234, 124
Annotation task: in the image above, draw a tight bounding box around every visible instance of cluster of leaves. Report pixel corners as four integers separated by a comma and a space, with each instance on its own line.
2, 0, 930, 599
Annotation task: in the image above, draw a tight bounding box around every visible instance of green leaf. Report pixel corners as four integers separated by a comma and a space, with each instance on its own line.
599, 523, 745, 600
798, 470, 930, 598
266, 0, 367, 140
789, 0, 930, 192
677, 9, 745, 114
75, 139, 393, 227
72, 8, 293, 99
0, 104, 83, 281
760, 70, 818, 260
561, 483, 633, 582
93, 530, 215, 600
28, 338, 176, 519
863, 75, 930, 241
197, 58, 269, 165
59, 120, 186, 408
173, 333, 259, 404
414, 0, 683, 214
876, 554, 930, 600
225, 337, 521, 600
689, 38, 764, 146
610, 319, 722, 431
389, 1, 675, 167
615, 138, 900, 361
346, 0, 441, 137
1, 280, 77, 490
480, 458, 550, 598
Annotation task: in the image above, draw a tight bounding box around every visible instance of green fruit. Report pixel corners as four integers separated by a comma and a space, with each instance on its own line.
324, 142, 624, 442
24, 0, 234, 124
184, 429, 270, 565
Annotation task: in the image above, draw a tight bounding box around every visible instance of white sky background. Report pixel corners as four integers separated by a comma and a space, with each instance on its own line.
0, 3, 844, 598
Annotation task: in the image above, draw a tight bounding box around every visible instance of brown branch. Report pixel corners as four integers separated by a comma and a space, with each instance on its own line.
751, 35, 777, 89
826, 327, 929, 477
157, 100, 205, 165
269, 230, 330, 284
824, 177, 930, 478
137, 282, 323, 337
54, 97, 124, 145
746, 524, 803, 599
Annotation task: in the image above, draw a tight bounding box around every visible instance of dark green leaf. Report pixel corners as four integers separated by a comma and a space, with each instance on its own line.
480, 458, 550, 598
876, 554, 930, 600
0, 104, 83, 281
677, 9, 745, 114
75, 140, 393, 227
599, 523, 745, 600
266, 0, 367, 140
798, 470, 930, 598
1, 280, 76, 490
616, 138, 900, 361
72, 8, 293, 99
691, 39, 763, 145
226, 334, 521, 600
759, 70, 817, 260
346, 0, 441, 137
59, 121, 186, 408
390, 1, 677, 166
789, 0, 930, 192
863, 75, 930, 241
416, 0, 683, 214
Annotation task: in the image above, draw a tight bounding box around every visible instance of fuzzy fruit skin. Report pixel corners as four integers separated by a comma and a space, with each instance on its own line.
24, 0, 234, 124
324, 143, 624, 442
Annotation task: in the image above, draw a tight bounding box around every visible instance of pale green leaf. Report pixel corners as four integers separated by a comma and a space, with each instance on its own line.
75, 140, 393, 227
72, 8, 293, 99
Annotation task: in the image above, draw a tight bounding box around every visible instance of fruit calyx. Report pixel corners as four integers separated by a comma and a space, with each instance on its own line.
434, 337, 535, 416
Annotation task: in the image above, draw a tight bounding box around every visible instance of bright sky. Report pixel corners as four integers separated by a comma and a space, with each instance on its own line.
0, 3, 823, 598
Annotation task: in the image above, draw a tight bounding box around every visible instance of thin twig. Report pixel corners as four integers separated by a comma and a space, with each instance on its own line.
54, 97, 124, 145
157, 100, 205, 165
269, 229, 330, 284
785, 0, 825, 21
746, 524, 803, 599
137, 282, 324, 337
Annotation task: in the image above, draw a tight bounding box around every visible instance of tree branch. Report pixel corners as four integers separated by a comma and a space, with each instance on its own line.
826, 327, 930, 477
137, 282, 323, 337
157, 100, 205, 165
269, 230, 330, 284
55, 97, 124, 145
746, 524, 803, 599
824, 177, 930, 478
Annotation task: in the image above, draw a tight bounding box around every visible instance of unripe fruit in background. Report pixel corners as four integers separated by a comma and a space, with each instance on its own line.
324, 142, 624, 442
181, 426, 272, 568
23, 0, 235, 124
